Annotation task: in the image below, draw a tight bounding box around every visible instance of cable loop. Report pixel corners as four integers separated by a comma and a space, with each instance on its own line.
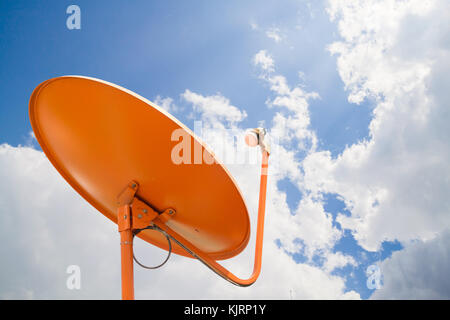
132, 225, 172, 269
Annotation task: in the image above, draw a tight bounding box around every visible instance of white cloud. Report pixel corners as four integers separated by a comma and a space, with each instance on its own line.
284, 0, 450, 299
153, 95, 179, 113
323, 252, 357, 273
298, 0, 450, 256
286, 195, 342, 258
371, 229, 450, 299
250, 52, 352, 272
0, 144, 120, 299
266, 27, 283, 43
253, 50, 275, 73
182, 89, 247, 124
327, 0, 435, 104
254, 52, 320, 153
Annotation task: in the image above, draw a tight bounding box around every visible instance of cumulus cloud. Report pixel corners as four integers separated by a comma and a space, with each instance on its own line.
153, 95, 179, 113
253, 50, 275, 73
299, 0, 450, 254
371, 229, 450, 299
250, 51, 358, 274
323, 252, 357, 273
182, 89, 247, 124
0, 144, 120, 299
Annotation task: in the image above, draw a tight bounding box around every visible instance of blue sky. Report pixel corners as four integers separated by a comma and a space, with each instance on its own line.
1, 0, 448, 300
0, 0, 371, 152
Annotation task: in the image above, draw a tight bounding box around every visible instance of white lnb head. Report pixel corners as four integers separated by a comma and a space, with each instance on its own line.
245, 129, 259, 147
244, 128, 270, 154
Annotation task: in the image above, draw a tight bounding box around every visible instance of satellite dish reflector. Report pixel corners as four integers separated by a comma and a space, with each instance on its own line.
29, 76, 270, 299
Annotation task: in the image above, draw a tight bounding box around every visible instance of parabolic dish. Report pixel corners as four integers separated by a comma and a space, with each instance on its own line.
29, 76, 250, 260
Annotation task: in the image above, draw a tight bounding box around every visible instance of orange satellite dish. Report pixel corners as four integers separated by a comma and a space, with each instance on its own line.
29, 76, 270, 299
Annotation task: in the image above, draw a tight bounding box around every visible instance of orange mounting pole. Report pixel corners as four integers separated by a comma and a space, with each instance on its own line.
152, 150, 270, 287
117, 204, 135, 300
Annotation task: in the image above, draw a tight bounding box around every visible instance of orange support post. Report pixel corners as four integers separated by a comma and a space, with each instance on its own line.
117, 205, 134, 300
